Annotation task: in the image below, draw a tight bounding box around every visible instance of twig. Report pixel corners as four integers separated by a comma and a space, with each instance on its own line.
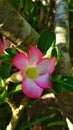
6, 97, 29, 130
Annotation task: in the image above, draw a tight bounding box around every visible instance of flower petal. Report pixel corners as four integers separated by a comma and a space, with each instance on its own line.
12, 53, 28, 72
28, 46, 43, 66
0, 40, 4, 54
35, 73, 52, 88
22, 78, 43, 98
37, 57, 56, 75
2, 36, 10, 48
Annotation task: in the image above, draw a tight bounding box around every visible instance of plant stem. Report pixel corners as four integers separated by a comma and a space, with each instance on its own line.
6, 97, 29, 130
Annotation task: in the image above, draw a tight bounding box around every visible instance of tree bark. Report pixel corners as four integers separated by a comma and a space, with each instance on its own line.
0, 0, 39, 52
54, 0, 70, 75
54, 0, 73, 129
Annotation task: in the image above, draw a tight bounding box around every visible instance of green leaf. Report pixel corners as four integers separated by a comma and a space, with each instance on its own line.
0, 62, 12, 78
5, 48, 18, 57
57, 76, 73, 92
68, 0, 71, 5
52, 81, 63, 94
9, 84, 22, 94
47, 121, 67, 127
0, 54, 12, 61
0, 87, 7, 104
37, 30, 55, 54
51, 47, 60, 62
0, 77, 5, 88
20, 114, 55, 130
45, 46, 60, 62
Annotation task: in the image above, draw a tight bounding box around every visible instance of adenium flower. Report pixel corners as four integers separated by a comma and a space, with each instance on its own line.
12, 46, 56, 98
0, 36, 10, 54
0, 40, 4, 54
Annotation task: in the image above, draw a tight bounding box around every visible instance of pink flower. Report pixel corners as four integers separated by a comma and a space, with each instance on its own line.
0, 40, 4, 54
0, 36, 10, 54
12, 46, 56, 98
0, 36, 10, 64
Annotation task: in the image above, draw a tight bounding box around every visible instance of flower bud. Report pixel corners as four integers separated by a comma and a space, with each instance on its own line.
10, 71, 23, 83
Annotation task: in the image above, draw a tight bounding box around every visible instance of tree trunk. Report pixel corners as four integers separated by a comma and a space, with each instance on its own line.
0, 0, 39, 52
54, 0, 73, 129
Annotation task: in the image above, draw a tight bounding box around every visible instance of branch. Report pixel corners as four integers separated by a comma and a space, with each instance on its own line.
54, 0, 73, 129
6, 97, 29, 130
0, 0, 39, 52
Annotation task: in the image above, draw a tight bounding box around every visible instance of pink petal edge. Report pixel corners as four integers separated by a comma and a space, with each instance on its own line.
22, 78, 43, 98
12, 53, 28, 72
28, 46, 43, 66
37, 57, 56, 75
0, 40, 4, 54
35, 73, 52, 89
